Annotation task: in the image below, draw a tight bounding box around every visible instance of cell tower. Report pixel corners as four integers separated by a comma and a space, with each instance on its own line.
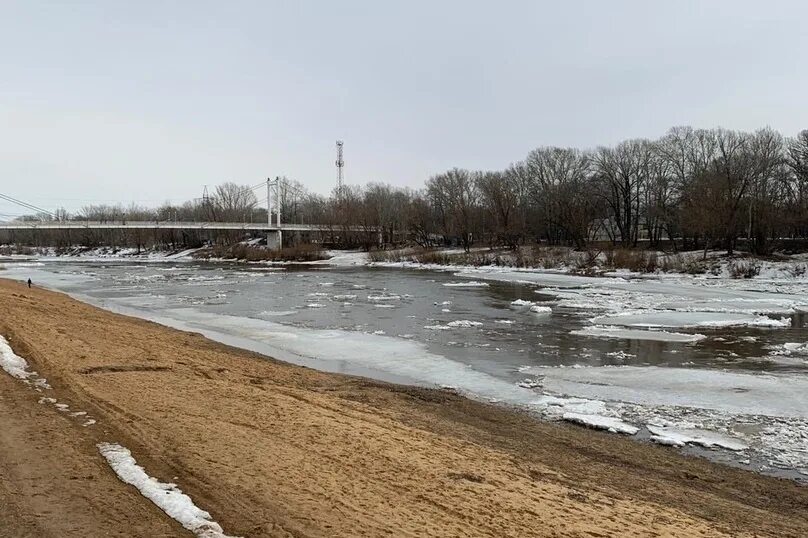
335, 140, 344, 192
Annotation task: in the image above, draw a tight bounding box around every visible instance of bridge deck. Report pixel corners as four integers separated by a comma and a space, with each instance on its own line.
0, 221, 379, 232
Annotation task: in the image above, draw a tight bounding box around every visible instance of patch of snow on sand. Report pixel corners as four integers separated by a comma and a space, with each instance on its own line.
0, 336, 51, 389
563, 413, 639, 435
98, 443, 238, 538
647, 425, 748, 451
0, 335, 34, 380
571, 326, 706, 343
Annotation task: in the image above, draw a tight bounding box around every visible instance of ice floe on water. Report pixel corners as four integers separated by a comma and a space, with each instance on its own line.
258, 310, 296, 317
525, 364, 808, 474
449, 269, 808, 329
563, 412, 639, 435
442, 281, 489, 287
533, 365, 808, 417
647, 425, 748, 451
510, 299, 535, 307
367, 294, 401, 301
769, 342, 808, 356
97, 443, 237, 538
591, 311, 790, 329
529, 305, 552, 314
571, 326, 706, 343
447, 320, 483, 328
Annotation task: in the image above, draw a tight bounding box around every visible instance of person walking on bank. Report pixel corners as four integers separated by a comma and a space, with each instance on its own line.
27, 278, 32, 288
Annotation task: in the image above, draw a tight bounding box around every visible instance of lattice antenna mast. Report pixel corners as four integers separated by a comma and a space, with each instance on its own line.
335, 140, 344, 195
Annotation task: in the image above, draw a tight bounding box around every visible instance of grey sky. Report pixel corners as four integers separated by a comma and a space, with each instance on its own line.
1, 1, 807, 215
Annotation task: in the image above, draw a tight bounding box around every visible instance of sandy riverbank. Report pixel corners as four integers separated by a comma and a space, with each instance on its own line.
0, 278, 806, 537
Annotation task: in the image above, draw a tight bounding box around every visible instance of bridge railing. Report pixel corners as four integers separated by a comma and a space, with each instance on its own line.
0, 220, 381, 232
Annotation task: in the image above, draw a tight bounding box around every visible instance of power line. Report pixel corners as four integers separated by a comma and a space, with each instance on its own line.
0, 193, 56, 217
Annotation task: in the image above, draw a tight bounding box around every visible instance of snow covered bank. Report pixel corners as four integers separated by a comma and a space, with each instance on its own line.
98, 443, 238, 538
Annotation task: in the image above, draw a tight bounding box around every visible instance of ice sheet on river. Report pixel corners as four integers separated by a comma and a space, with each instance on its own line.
591, 311, 790, 329
571, 326, 706, 343
449, 269, 807, 334
647, 425, 748, 451
154, 308, 617, 422
530, 365, 808, 418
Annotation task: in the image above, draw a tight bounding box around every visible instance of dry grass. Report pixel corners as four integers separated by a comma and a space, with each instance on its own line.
194, 243, 327, 262
728, 260, 761, 279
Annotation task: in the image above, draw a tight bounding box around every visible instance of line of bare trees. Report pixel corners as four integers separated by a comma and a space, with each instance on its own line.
327, 125, 808, 254
4, 126, 808, 253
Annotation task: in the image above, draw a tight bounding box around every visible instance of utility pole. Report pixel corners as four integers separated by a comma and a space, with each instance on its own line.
336, 140, 344, 197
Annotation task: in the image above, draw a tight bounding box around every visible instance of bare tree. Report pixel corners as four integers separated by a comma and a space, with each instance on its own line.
213, 182, 258, 222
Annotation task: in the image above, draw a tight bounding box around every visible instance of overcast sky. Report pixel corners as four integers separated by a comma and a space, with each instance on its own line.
1, 1, 807, 215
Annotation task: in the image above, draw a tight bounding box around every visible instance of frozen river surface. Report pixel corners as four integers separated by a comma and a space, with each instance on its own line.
4, 256, 808, 480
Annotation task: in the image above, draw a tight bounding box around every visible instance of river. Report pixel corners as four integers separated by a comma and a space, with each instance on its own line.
3, 255, 808, 482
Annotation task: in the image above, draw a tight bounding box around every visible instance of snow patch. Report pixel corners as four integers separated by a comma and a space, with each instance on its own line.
97, 443, 238, 538
0, 336, 34, 380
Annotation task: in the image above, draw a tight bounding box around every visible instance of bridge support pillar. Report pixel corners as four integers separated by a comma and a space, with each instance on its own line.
267, 230, 282, 251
